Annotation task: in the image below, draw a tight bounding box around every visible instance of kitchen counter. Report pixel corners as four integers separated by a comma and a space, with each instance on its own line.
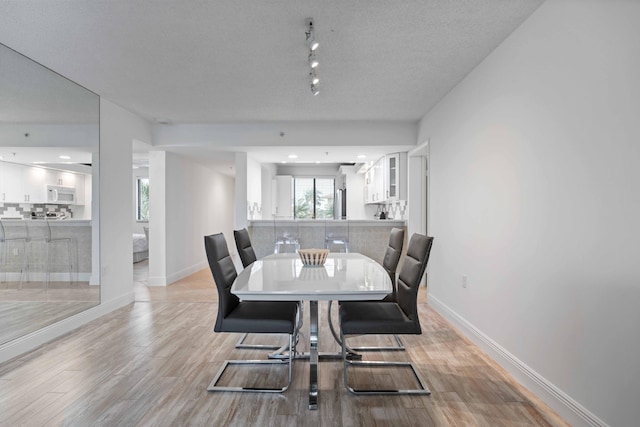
247, 219, 407, 263
0, 219, 92, 281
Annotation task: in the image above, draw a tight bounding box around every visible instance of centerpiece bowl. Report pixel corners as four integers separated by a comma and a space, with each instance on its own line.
298, 248, 329, 266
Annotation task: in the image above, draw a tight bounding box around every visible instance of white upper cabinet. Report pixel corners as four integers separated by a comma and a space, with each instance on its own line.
384, 152, 407, 202
22, 166, 47, 203
364, 157, 384, 204
364, 153, 406, 204
0, 160, 87, 205
0, 162, 23, 203
46, 169, 77, 188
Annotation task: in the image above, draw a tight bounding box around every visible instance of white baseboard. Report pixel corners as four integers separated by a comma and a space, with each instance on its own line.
0, 292, 134, 364
147, 260, 207, 287
428, 295, 607, 427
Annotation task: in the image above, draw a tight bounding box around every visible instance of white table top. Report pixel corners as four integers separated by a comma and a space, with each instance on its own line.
232, 253, 392, 301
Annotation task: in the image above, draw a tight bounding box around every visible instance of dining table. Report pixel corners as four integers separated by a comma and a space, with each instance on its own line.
231, 252, 392, 409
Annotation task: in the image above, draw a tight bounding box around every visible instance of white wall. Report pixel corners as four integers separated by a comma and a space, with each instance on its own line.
234, 152, 247, 230
148, 151, 167, 285
154, 120, 417, 148
149, 151, 235, 286
99, 99, 152, 302
418, 1, 640, 426
261, 163, 277, 219
247, 155, 262, 219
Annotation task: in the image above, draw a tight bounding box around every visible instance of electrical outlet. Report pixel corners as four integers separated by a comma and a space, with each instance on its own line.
462, 275, 468, 288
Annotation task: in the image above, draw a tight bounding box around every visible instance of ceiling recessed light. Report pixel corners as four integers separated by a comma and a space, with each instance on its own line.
357, 154, 367, 159
59, 155, 71, 160
288, 154, 298, 159
281, 161, 287, 164
32, 161, 45, 164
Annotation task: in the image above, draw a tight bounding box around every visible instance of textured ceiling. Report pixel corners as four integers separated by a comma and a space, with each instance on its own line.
0, 0, 544, 124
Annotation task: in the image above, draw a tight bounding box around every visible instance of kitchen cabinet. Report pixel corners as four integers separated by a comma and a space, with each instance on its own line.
364, 158, 384, 204
73, 174, 85, 205
0, 160, 86, 205
46, 169, 77, 188
363, 153, 407, 204
22, 166, 47, 203
384, 152, 407, 202
274, 175, 293, 218
0, 161, 23, 203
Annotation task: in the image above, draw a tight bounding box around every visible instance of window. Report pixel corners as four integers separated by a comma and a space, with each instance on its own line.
136, 177, 149, 221
294, 178, 334, 219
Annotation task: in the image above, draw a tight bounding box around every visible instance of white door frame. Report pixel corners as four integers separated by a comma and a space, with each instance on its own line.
407, 139, 429, 238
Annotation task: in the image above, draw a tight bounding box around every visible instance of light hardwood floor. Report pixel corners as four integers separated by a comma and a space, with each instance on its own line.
0, 280, 99, 344
0, 264, 569, 426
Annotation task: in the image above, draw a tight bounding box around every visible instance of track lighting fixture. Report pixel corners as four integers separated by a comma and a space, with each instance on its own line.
306, 18, 321, 95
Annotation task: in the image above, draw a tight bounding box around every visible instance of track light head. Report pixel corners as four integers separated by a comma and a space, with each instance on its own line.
311, 84, 320, 96
309, 70, 319, 85
306, 19, 319, 51
308, 52, 319, 68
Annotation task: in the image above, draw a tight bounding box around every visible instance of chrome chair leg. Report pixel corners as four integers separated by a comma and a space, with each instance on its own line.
235, 333, 283, 350
208, 333, 295, 393
341, 331, 431, 395
329, 298, 405, 352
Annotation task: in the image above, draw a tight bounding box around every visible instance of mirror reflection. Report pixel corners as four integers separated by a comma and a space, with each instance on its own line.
0, 43, 99, 345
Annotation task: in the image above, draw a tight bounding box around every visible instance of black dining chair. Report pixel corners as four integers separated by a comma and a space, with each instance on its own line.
234, 228, 257, 268
328, 227, 406, 351
349, 227, 406, 351
232, 228, 283, 351
339, 233, 434, 395
205, 233, 299, 393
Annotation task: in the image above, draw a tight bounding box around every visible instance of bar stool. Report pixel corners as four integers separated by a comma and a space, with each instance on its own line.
0, 219, 28, 287
274, 221, 300, 254
25, 220, 76, 288
324, 220, 349, 253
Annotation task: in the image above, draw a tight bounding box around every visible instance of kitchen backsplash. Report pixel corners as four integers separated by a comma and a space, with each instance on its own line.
0, 203, 74, 219
247, 201, 262, 220
382, 200, 408, 220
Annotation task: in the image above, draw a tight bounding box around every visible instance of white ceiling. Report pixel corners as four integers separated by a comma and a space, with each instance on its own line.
0, 0, 544, 171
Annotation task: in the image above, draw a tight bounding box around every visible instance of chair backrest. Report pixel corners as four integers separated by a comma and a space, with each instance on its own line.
274, 221, 300, 253
1, 219, 27, 241
204, 233, 240, 332
396, 234, 434, 327
382, 227, 405, 288
234, 228, 257, 268
26, 220, 52, 242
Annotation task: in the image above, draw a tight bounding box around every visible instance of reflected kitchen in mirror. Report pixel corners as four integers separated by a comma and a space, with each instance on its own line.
0, 42, 100, 345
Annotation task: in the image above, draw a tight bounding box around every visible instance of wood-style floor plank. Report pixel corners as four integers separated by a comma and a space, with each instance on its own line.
0, 264, 570, 426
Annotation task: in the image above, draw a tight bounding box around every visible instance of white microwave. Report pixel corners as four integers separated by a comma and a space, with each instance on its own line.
47, 185, 76, 204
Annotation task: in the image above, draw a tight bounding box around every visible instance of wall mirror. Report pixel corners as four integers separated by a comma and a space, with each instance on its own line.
0, 43, 100, 345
